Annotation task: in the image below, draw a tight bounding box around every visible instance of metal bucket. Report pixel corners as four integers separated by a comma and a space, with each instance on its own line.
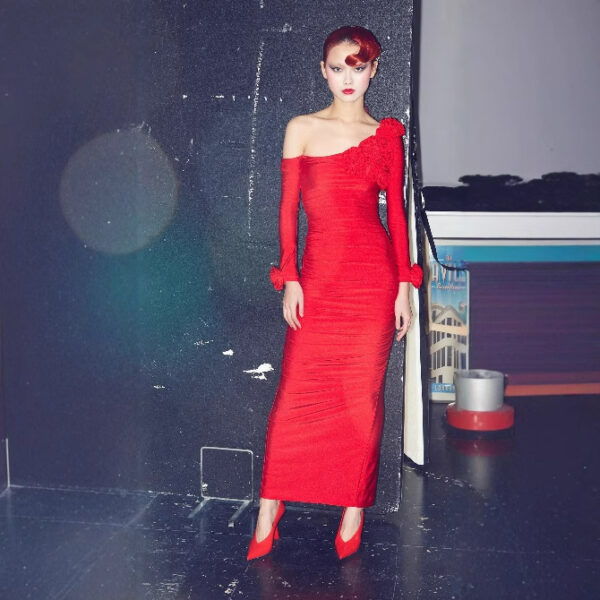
454, 369, 505, 412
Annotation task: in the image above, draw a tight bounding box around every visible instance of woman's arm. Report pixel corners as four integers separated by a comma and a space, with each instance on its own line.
385, 127, 423, 340
386, 134, 422, 287
270, 119, 306, 329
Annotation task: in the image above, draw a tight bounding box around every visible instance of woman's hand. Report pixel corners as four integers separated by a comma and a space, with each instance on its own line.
394, 282, 412, 341
282, 281, 304, 330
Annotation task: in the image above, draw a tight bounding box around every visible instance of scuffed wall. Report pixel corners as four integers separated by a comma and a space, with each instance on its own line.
0, 1, 415, 510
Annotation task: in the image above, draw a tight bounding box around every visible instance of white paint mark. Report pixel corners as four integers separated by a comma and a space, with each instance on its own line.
222, 349, 234, 356
194, 339, 214, 346
182, 94, 188, 99
247, 39, 265, 237
214, 94, 225, 99
232, 94, 236, 101
379, 190, 387, 205
153, 384, 166, 389
262, 23, 293, 33
259, 0, 264, 9
243, 362, 274, 380
224, 578, 240, 595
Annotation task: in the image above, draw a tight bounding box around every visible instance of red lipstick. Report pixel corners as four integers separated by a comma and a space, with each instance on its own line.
342, 88, 355, 95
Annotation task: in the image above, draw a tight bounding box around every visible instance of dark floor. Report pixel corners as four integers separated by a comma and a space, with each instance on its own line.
1, 396, 599, 599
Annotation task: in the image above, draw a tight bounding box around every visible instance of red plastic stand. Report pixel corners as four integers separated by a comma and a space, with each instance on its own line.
445, 402, 515, 431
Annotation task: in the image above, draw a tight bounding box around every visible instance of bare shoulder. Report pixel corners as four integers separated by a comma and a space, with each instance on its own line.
282, 114, 319, 158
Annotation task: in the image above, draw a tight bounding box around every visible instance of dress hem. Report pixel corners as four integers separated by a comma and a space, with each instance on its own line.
259, 490, 375, 509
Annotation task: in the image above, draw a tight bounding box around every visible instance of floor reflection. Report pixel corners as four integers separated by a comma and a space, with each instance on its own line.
1, 396, 599, 598
249, 553, 375, 599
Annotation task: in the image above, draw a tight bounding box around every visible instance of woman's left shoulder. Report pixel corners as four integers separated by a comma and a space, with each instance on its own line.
377, 117, 406, 138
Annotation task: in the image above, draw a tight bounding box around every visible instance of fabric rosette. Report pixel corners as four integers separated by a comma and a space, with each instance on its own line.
408, 264, 424, 288
269, 265, 285, 291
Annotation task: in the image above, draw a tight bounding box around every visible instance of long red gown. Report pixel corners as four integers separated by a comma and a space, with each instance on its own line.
260, 117, 423, 508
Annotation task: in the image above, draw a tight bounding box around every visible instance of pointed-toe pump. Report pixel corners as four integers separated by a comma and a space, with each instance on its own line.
247, 500, 285, 560
335, 508, 364, 559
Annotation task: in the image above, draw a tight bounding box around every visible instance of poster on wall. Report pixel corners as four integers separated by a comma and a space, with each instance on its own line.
428, 246, 470, 402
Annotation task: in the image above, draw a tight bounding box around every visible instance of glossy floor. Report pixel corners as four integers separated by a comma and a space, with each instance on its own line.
1, 395, 598, 599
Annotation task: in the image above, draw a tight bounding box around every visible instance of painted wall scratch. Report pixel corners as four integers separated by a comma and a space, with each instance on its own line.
243, 362, 274, 380
247, 39, 265, 237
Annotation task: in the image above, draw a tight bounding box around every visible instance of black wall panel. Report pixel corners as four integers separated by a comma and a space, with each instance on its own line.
0, 1, 414, 511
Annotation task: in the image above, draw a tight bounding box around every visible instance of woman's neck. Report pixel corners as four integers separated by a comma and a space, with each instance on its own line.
325, 97, 369, 124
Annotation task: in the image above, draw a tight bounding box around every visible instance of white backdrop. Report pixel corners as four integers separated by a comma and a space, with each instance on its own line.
419, 0, 600, 186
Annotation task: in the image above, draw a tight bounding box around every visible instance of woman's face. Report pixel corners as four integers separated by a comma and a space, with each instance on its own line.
320, 41, 378, 103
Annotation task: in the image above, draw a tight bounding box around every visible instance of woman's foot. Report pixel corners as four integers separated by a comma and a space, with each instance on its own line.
254, 498, 281, 542
335, 506, 365, 559
247, 498, 285, 560
339, 507, 364, 541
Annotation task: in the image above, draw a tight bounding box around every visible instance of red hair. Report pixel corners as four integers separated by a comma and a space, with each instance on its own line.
322, 25, 381, 66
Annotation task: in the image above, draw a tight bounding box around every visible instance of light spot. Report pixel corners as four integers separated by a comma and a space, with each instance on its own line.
59, 128, 177, 254
153, 384, 166, 390
224, 578, 240, 595
222, 349, 234, 356
194, 339, 214, 346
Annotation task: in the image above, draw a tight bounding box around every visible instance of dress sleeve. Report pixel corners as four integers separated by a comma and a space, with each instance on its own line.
384, 123, 424, 289
269, 157, 301, 291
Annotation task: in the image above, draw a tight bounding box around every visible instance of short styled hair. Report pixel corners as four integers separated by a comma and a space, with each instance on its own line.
322, 25, 382, 66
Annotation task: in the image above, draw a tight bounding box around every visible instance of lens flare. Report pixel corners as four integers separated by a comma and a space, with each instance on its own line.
60, 128, 177, 254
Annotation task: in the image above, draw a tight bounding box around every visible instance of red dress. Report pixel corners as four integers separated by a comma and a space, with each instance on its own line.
260, 118, 423, 508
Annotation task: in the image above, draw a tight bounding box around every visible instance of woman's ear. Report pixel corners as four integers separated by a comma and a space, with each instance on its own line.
370, 59, 379, 79
320, 60, 327, 79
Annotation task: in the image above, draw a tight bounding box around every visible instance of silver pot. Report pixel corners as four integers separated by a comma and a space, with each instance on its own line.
453, 369, 505, 412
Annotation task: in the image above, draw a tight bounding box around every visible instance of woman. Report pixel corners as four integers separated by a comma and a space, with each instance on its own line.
248, 25, 423, 561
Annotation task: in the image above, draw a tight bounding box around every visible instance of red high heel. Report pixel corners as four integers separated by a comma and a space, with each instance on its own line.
334, 508, 364, 559
247, 500, 285, 560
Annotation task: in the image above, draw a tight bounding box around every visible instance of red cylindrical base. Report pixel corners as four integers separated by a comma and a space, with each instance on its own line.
445, 402, 515, 431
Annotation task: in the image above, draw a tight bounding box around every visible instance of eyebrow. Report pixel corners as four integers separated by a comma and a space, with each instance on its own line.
327, 60, 366, 67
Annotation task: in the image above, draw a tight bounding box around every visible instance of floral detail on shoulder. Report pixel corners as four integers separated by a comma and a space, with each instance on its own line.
344, 117, 405, 188
378, 117, 406, 138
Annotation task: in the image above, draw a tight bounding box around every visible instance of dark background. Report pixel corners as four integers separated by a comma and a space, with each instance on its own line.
0, 1, 415, 510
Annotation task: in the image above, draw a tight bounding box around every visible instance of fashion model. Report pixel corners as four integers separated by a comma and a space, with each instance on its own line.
247, 25, 423, 561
